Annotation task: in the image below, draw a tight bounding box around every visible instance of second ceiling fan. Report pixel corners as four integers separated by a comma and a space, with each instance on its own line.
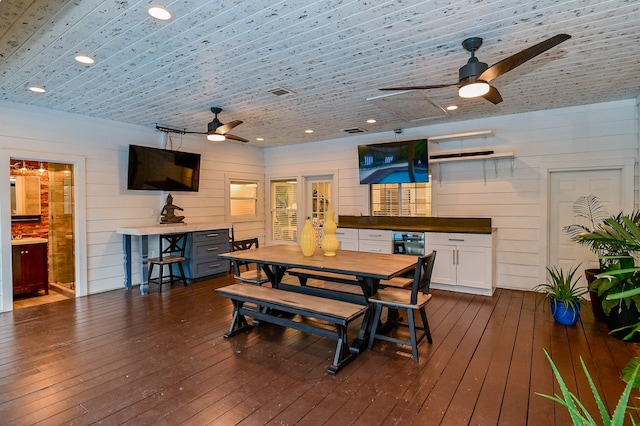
200, 107, 247, 142
156, 107, 248, 142
379, 34, 571, 104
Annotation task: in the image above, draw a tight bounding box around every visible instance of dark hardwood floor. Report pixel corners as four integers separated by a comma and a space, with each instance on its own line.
1, 272, 638, 425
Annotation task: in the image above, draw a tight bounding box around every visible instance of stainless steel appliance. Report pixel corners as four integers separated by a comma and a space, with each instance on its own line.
392, 231, 425, 256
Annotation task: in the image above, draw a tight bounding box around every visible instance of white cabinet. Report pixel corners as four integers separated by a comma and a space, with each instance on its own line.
425, 231, 495, 295
336, 227, 359, 251
358, 229, 393, 254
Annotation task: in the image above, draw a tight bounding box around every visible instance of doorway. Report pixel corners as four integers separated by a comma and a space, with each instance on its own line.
547, 164, 632, 284
9, 159, 75, 309
305, 175, 335, 243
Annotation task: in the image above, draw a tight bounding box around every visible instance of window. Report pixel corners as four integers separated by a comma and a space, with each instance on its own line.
229, 180, 258, 218
370, 182, 431, 217
271, 179, 298, 242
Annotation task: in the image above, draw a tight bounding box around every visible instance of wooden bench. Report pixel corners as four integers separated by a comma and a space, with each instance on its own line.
215, 283, 367, 374
286, 268, 413, 289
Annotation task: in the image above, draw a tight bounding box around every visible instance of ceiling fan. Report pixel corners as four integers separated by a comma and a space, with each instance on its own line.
379, 34, 571, 104
156, 106, 248, 142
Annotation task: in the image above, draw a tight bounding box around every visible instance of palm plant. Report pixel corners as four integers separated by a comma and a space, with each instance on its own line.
563, 195, 611, 269
575, 213, 640, 314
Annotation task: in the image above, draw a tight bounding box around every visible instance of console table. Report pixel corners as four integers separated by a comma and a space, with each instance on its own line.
117, 223, 230, 294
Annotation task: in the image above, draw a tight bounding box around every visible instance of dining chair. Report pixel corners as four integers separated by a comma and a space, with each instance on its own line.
147, 233, 188, 293
231, 237, 270, 285
367, 251, 437, 362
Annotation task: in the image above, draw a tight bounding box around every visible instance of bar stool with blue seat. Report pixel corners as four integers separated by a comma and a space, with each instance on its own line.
367, 251, 437, 362
147, 233, 189, 293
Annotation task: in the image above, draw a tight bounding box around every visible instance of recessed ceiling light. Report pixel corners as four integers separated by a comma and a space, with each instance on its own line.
28, 85, 46, 93
446, 105, 458, 111
148, 5, 172, 21
256, 137, 264, 141
74, 54, 95, 65
305, 129, 314, 134
366, 118, 377, 124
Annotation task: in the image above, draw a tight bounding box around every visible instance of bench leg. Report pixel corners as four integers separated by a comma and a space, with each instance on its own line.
224, 300, 253, 338
327, 324, 357, 375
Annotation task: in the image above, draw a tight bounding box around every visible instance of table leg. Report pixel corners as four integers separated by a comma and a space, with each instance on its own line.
139, 235, 149, 295
122, 235, 132, 290
351, 276, 379, 354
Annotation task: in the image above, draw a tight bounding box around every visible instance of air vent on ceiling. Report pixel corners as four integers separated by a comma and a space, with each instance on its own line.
267, 86, 295, 97
342, 127, 368, 134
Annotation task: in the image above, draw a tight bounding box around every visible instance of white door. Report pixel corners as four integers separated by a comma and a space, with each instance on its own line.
305, 176, 333, 222
549, 169, 623, 276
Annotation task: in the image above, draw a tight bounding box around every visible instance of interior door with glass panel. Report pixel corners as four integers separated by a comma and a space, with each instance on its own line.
305, 176, 333, 246
306, 176, 333, 223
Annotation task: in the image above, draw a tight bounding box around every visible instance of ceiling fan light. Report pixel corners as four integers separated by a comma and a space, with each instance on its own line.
459, 81, 490, 98
148, 5, 172, 21
207, 133, 225, 142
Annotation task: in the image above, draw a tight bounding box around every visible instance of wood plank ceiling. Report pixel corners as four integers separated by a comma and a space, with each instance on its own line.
1, 0, 639, 147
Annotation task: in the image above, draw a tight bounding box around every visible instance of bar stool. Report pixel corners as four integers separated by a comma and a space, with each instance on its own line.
147, 233, 188, 293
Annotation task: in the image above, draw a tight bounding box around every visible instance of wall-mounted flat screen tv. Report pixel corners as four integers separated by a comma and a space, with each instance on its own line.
358, 139, 428, 184
127, 144, 201, 191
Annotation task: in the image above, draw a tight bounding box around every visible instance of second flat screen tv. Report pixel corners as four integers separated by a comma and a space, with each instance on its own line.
127, 144, 201, 191
358, 139, 428, 184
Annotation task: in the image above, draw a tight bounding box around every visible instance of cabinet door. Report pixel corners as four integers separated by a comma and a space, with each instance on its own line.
336, 228, 358, 251
456, 245, 492, 290
429, 243, 457, 286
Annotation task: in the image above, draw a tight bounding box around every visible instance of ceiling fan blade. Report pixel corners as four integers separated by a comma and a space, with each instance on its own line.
224, 133, 249, 143
479, 34, 571, 82
379, 84, 456, 91
217, 120, 243, 134
481, 85, 503, 104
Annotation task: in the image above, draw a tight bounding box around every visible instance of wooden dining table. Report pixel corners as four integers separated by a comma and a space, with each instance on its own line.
218, 244, 418, 353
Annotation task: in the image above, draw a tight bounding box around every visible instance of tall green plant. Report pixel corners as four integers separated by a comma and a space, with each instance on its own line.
576, 213, 640, 314
563, 195, 611, 269
536, 349, 640, 425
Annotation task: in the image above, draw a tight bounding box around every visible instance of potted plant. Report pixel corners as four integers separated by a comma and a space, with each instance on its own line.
562, 195, 610, 321
537, 349, 640, 424
575, 212, 640, 340
534, 265, 588, 325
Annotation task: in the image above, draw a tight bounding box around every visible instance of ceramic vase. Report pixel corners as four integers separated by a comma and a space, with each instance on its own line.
300, 218, 316, 256
321, 211, 339, 256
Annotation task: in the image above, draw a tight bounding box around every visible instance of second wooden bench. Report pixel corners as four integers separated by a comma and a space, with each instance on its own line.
215, 283, 367, 374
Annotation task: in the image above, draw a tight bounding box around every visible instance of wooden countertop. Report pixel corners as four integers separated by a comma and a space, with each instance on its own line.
337, 216, 492, 234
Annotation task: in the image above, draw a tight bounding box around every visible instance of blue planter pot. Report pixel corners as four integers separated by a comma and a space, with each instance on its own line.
550, 300, 581, 325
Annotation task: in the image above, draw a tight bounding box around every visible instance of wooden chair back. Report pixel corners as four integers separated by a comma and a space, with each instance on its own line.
232, 238, 259, 271
410, 251, 437, 304
158, 233, 187, 261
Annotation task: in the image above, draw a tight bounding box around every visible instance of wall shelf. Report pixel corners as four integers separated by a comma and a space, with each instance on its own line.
428, 130, 493, 143
429, 152, 514, 164
430, 152, 514, 182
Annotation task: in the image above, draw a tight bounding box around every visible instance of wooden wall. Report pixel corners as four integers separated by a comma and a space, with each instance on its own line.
265, 99, 639, 291
0, 101, 264, 310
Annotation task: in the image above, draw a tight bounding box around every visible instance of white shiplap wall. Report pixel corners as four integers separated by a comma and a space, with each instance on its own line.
265, 99, 639, 291
0, 101, 264, 311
